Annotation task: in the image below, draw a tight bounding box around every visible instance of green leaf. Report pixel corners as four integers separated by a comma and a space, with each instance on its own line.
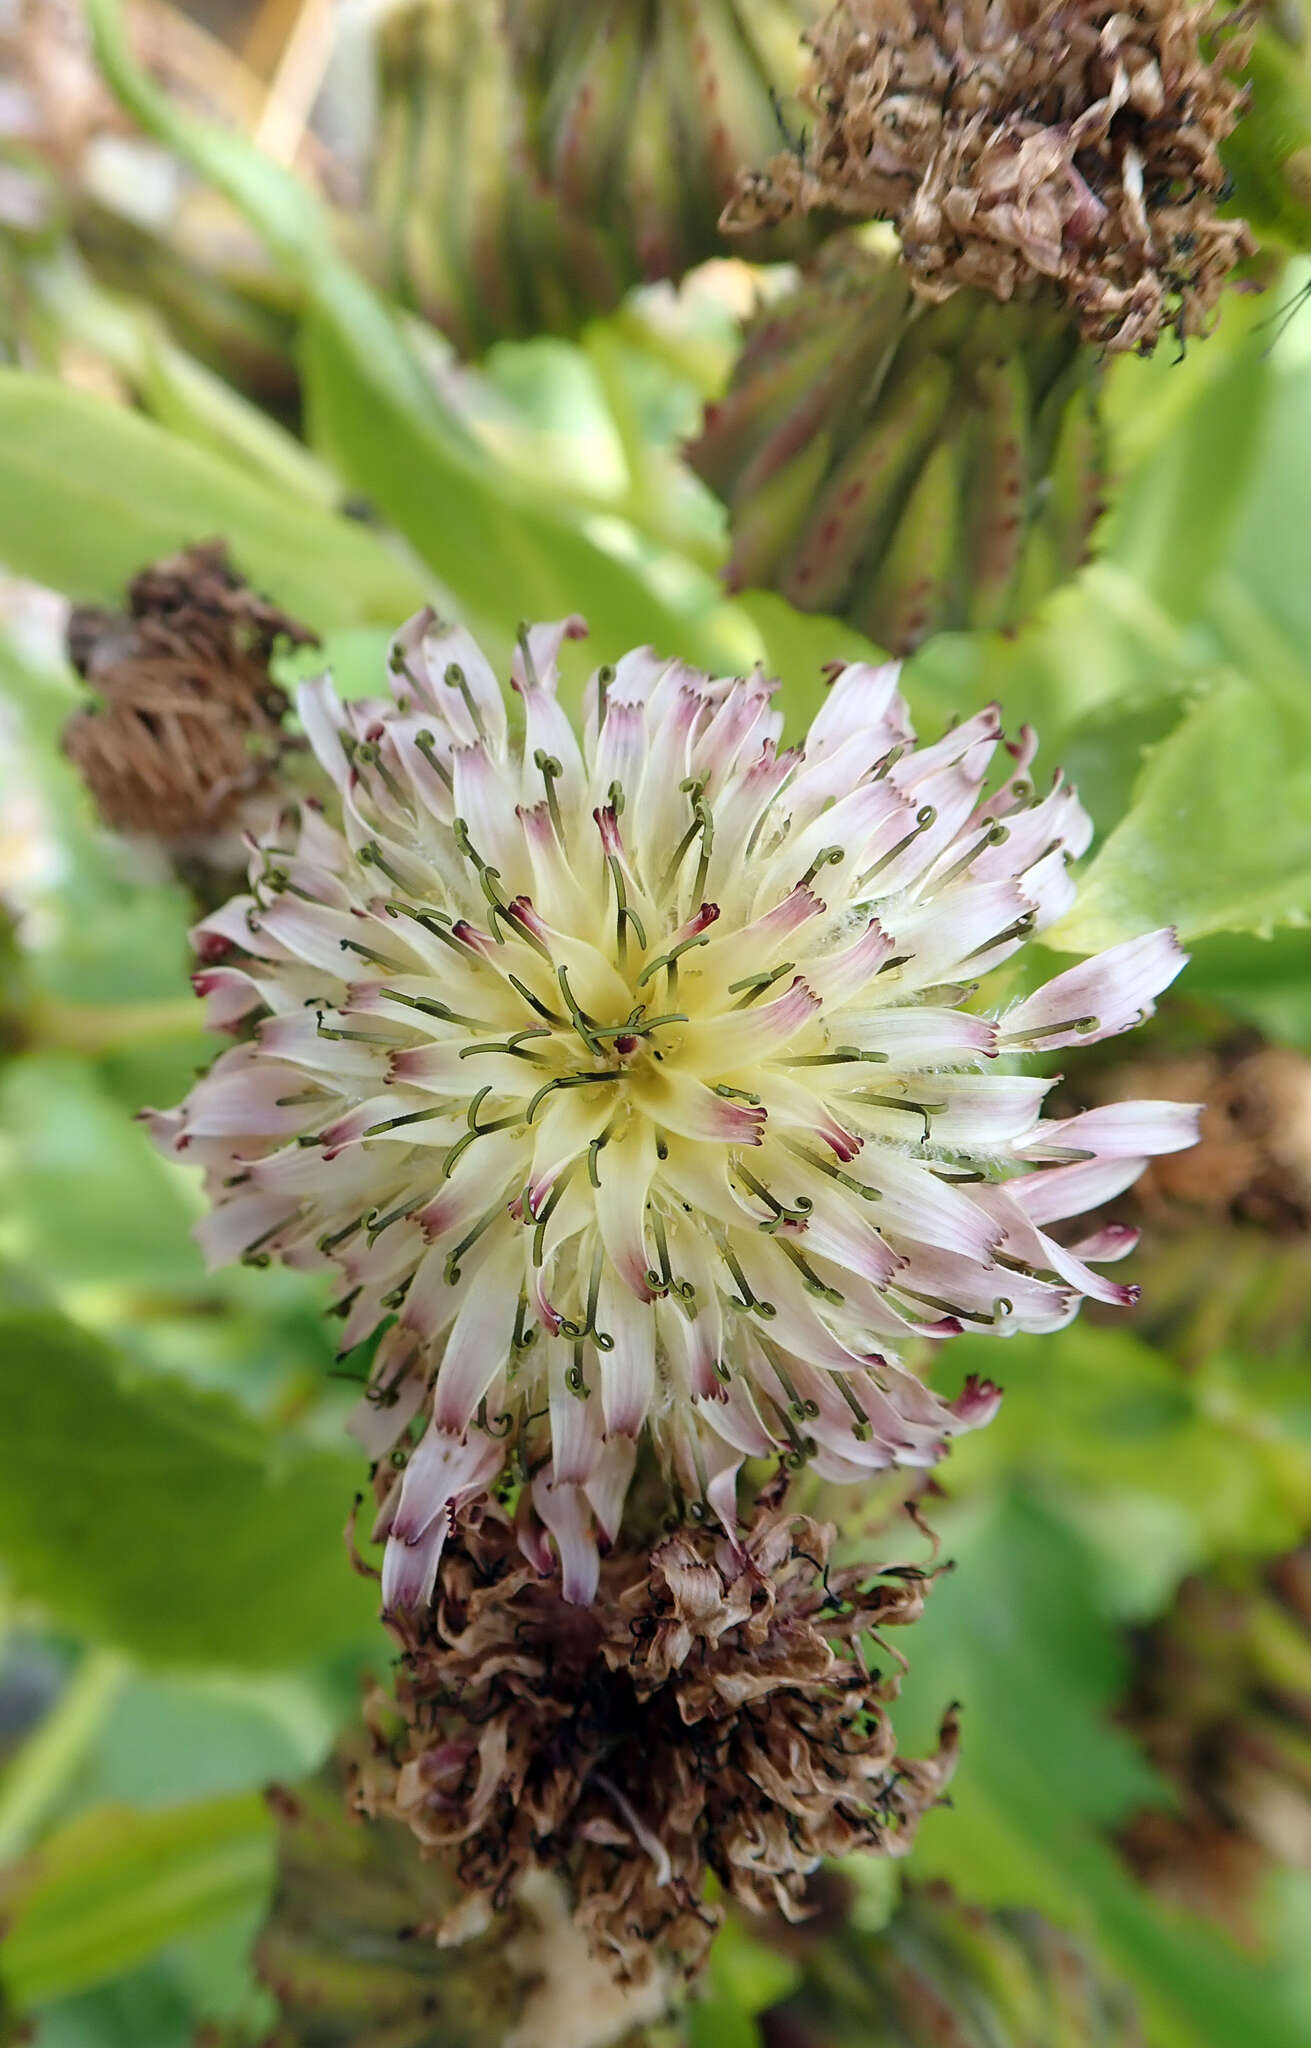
1101, 307, 1274, 622
1046, 671, 1311, 950
0, 373, 426, 627
707, 1916, 800, 2017
1226, 349, 1311, 658
1184, 927, 1311, 1052
76, 1666, 349, 1809
0, 1057, 205, 1295
0, 1794, 272, 2009
937, 1323, 1311, 1616
0, 1310, 377, 1667
895, 1492, 1311, 2048
685, 1995, 762, 2048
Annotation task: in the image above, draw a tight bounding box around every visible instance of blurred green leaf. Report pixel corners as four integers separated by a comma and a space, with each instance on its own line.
1226, 350, 1311, 657
76, 1666, 348, 1810
0, 1793, 272, 2008
1184, 928, 1311, 1052
0, 1309, 376, 1666
686, 1995, 761, 2048
707, 1916, 800, 2017
936, 1323, 1311, 1616
0, 1650, 128, 1861
895, 1492, 1311, 2048
0, 374, 426, 626
1047, 671, 1311, 950
0, 1057, 204, 1295
1102, 313, 1273, 621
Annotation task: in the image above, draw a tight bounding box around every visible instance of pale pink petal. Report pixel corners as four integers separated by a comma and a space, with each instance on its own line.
531, 1473, 600, 1605
1000, 929, 1187, 1050
597, 1267, 656, 1437
1018, 1098, 1202, 1162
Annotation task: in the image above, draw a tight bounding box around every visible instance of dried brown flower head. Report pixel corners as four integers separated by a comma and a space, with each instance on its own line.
1118, 1542, 1311, 1938
1103, 1041, 1311, 1231
62, 541, 315, 852
722, 0, 1256, 351
354, 1490, 955, 1986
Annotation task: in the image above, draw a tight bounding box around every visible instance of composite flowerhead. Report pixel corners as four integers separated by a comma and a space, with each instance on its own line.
147, 613, 1195, 1604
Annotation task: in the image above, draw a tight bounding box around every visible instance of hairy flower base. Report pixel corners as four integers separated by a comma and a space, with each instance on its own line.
148, 611, 1194, 1606
353, 1492, 956, 1984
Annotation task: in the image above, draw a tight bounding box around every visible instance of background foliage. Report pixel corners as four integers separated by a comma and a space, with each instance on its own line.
2, 4, 1311, 2043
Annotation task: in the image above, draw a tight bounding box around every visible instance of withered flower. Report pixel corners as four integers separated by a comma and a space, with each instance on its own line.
1119, 1542, 1311, 1938
63, 541, 314, 864
1101, 1039, 1311, 1232
354, 1489, 956, 1984
723, 0, 1256, 351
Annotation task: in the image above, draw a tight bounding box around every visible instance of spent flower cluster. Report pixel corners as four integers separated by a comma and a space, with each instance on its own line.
723, 0, 1255, 351
355, 1491, 956, 1981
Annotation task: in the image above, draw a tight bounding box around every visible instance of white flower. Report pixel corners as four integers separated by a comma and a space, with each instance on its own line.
146, 614, 1194, 1605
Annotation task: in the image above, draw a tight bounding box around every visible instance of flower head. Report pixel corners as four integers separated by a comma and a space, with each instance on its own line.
63, 542, 313, 856
723, 0, 1254, 353
354, 1493, 956, 1982
148, 613, 1193, 1603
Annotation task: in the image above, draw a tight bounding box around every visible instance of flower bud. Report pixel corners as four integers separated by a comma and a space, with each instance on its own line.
62, 542, 316, 907
760, 1882, 1144, 2046
371, 0, 827, 353
687, 239, 1106, 652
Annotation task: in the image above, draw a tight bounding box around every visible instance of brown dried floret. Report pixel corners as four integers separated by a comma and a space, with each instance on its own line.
1118, 1542, 1311, 1940
1103, 1040, 1311, 1231
354, 1492, 956, 1986
62, 540, 315, 848
722, 0, 1256, 352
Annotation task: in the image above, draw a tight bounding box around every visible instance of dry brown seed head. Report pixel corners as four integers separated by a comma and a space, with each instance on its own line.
722, 0, 1257, 351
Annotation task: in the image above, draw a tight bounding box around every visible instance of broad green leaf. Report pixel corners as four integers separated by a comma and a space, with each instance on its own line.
86, 0, 743, 673
0, 1310, 376, 1667
936, 1324, 1311, 1617
1184, 928, 1311, 1052
0, 1057, 205, 1294
76, 1666, 349, 1809
1101, 295, 1273, 621
1227, 349, 1311, 657
895, 1493, 1311, 2048
1046, 671, 1311, 950
0, 374, 425, 627
0, 1794, 272, 2008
